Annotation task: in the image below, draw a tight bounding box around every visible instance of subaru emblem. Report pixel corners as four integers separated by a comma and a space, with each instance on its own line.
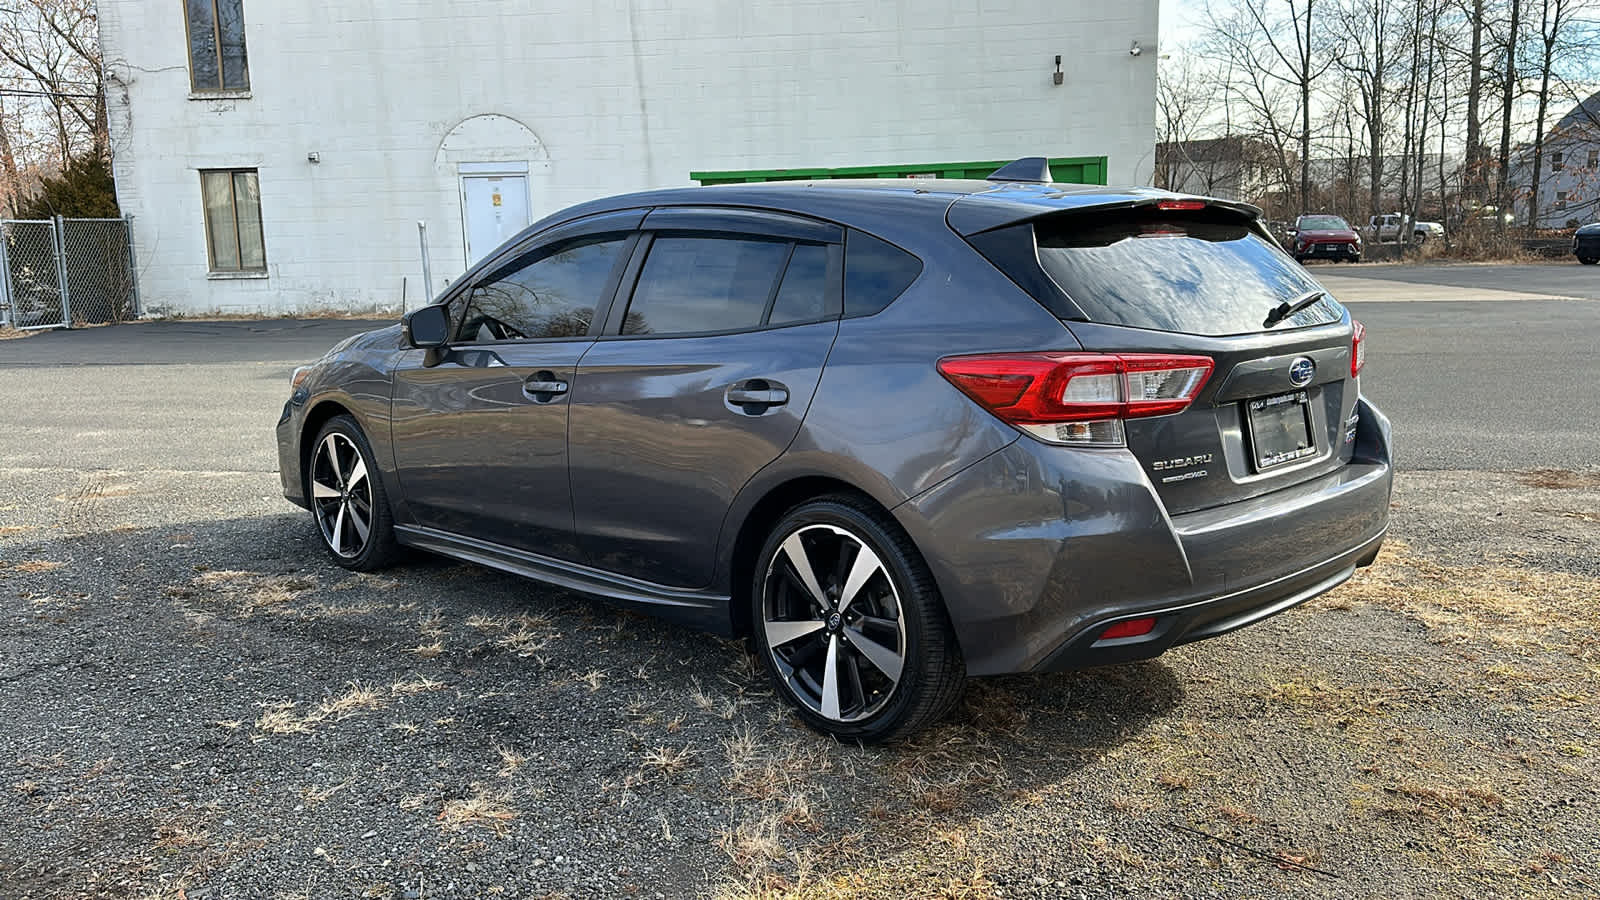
1288, 357, 1316, 387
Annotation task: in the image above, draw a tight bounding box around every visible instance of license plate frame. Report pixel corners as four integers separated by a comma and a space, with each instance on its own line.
1245, 390, 1317, 471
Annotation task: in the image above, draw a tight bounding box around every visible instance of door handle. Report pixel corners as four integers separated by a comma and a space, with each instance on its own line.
725, 379, 790, 410
523, 371, 569, 400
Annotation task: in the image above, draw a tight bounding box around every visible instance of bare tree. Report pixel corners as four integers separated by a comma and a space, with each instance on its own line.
0, 0, 104, 211
1525, 0, 1577, 230
1494, 0, 1524, 229
1335, 0, 1401, 223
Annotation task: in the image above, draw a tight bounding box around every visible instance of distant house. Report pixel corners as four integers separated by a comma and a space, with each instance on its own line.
1511, 90, 1600, 228
1154, 137, 1280, 202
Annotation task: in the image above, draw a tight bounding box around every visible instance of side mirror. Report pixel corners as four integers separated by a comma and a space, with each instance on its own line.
405, 305, 450, 349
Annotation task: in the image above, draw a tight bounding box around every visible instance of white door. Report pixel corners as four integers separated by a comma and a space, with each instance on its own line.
461, 174, 530, 265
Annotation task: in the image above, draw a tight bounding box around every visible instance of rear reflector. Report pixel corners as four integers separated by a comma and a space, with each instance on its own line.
937, 352, 1214, 446
1156, 199, 1206, 211
1099, 617, 1157, 640
1350, 320, 1366, 378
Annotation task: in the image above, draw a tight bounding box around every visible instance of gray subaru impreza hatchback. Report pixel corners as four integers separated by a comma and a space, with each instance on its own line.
276, 159, 1392, 741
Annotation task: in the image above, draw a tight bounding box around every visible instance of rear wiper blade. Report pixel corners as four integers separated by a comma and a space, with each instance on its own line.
1264, 289, 1327, 328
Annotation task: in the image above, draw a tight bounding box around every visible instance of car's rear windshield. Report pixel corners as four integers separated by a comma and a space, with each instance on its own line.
1034, 210, 1345, 336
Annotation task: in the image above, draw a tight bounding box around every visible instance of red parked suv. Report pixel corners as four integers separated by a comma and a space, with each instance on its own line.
1290, 215, 1363, 263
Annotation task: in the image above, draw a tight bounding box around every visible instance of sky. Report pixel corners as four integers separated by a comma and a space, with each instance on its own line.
1159, 0, 1208, 51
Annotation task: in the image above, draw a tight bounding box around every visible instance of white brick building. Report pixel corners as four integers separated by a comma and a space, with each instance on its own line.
98, 1, 1159, 315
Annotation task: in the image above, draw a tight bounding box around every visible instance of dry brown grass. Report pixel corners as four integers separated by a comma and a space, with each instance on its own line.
495, 745, 527, 777
390, 676, 446, 695
1516, 468, 1600, 490
641, 745, 695, 775
0, 326, 36, 341
10, 560, 63, 573
253, 683, 386, 737
1332, 542, 1600, 651
437, 784, 517, 835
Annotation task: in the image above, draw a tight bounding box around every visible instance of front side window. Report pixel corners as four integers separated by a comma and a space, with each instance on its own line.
200, 169, 265, 272
622, 236, 791, 336
456, 235, 629, 342
186, 0, 249, 92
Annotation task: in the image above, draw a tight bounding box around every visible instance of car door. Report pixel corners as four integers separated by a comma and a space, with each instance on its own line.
389, 211, 643, 560
567, 208, 843, 588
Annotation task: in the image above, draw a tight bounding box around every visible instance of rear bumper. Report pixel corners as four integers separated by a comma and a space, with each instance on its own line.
896, 398, 1393, 676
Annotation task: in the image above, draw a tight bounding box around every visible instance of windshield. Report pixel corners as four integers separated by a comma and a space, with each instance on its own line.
1035, 211, 1346, 336
1297, 216, 1350, 231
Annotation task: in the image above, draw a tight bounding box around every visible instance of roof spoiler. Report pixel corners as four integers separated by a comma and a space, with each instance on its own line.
986, 157, 1053, 184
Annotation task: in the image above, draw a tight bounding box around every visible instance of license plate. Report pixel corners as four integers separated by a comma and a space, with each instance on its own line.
1246, 391, 1317, 470
1320, 243, 1335, 252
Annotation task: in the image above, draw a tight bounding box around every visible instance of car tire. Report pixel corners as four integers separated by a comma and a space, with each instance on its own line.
1580, 257, 1598, 265
306, 415, 401, 572
1351, 255, 1362, 264
751, 494, 965, 742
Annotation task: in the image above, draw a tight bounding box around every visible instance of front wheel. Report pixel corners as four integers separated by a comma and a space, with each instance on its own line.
751, 496, 964, 742
1580, 257, 1598, 265
307, 415, 401, 571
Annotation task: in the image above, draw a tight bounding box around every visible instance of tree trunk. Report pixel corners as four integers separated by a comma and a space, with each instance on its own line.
1465, 0, 1485, 204
1496, 0, 1522, 231
1528, 0, 1559, 232
0, 92, 23, 217
1300, 0, 1314, 214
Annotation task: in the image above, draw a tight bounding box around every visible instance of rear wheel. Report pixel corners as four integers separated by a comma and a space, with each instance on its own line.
751, 496, 964, 742
307, 415, 401, 571
1580, 257, 1598, 265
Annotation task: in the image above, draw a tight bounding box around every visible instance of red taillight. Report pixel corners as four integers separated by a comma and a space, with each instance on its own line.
1156, 199, 1206, 211
937, 352, 1214, 446
1099, 617, 1157, 640
1351, 320, 1366, 378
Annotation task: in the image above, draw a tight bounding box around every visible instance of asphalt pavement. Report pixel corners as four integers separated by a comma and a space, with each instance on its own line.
1329, 261, 1600, 299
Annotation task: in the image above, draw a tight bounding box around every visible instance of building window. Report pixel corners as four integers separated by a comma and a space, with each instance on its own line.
185, 0, 249, 92
1589, 149, 1599, 169
1551, 151, 1564, 171
200, 169, 265, 272
1555, 191, 1568, 210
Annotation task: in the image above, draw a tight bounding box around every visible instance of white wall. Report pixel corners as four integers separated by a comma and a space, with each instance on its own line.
99, 0, 1159, 315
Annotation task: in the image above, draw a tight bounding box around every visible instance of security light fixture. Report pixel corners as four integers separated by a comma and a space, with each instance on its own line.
1129, 40, 1143, 57
1053, 55, 1064, 85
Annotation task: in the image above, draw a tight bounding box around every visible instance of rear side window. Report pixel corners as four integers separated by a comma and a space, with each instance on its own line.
767, 243, 830, 325
1034, 211, 1344, 336
844, 230, 921, 317
622, 236, 789, 335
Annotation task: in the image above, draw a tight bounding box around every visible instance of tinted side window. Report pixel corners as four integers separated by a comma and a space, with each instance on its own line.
622, 237, 789, 335
844, 230, 922, 317
767, 243, 829, 325
457, 235, 627, 342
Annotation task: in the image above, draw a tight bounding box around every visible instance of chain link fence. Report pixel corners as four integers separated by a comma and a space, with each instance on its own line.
0, 217, 139, 330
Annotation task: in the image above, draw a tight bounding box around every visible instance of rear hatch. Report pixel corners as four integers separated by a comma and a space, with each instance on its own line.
956, 198, 1361, 515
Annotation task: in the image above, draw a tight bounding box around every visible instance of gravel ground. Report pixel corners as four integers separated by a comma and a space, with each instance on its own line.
2, 325, 1598, 898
